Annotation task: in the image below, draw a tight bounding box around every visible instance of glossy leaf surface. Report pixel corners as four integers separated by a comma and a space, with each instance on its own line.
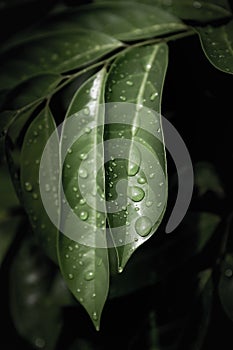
58, 69, 109, 330
0, 30, 122, 90
197, 20, 233, 74
20, 107, 59, 262
105, 43, 168, 270
41, 2, 186, 41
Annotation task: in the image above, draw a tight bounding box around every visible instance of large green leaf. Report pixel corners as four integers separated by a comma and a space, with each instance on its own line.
58, 68, 109, 330
105, 44, 168, 271
197, 20, 233, 74
94, 0, 232, 22
37, 2, 186, 42
0, 30, 122, 90
20, 106, 59, 262
10, 236, 62, 350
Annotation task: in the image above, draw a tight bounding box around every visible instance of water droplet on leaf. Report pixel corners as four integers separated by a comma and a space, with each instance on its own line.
135, 216, 152, 237
128, 186, 145, 202
85, 271, 95, 281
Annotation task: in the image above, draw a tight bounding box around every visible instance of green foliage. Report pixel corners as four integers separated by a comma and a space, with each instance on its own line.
0, 0, 233, 348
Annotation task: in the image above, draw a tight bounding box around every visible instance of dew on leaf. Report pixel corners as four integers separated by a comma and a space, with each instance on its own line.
80, 153, 88, 160
80, 211, 89, 221
25, 182, 33, 192
128, 186, 145, 202
135, 216, 152, 237
68, 273, 74, 280
85, 271, 95, 281
32, 193, 38, 200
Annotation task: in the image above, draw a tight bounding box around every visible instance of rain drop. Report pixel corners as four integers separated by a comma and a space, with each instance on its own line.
25, 182, 33, 192
32, 193, 38, 200
128, 186, 145, 202
150, 92, 158, 101
85, 271, 95, 281
128, 162, 139, 176
80, 153, 88, 160
92, 312, 98, 321
80, 211, 89, 221
144, 63, 152, 72
79, 168, 88, 178
68, 273, 74, 280
79, 198, 86, 205
135, 216, 152, 237
126, 80, 134, 86
137, 176, 146, 184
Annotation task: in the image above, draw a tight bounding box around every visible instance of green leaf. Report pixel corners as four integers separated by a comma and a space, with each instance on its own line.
58, 68, 109, 331
39, 2, 186, 41
218, 254, 233, 322
105, 44, 168, 271
0, 30, 122, 90
2, 74, 62, 110
94, 0, 232, 22
10, 236, 62, 350
153, 0, 232, 22
0, 216, 21, 266
5, 105, 40, 199
196, 20, 233, 74
20, 106, 59, 262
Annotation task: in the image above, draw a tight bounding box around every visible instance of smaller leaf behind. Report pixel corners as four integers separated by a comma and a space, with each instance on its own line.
196, 20, 233, 74
93, 0, 232, 22
20, 106, 59, 262
39, 2, 186, 41
10, 235, 62, 350
5, 105, 40, 199
0, 30, 122, 90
